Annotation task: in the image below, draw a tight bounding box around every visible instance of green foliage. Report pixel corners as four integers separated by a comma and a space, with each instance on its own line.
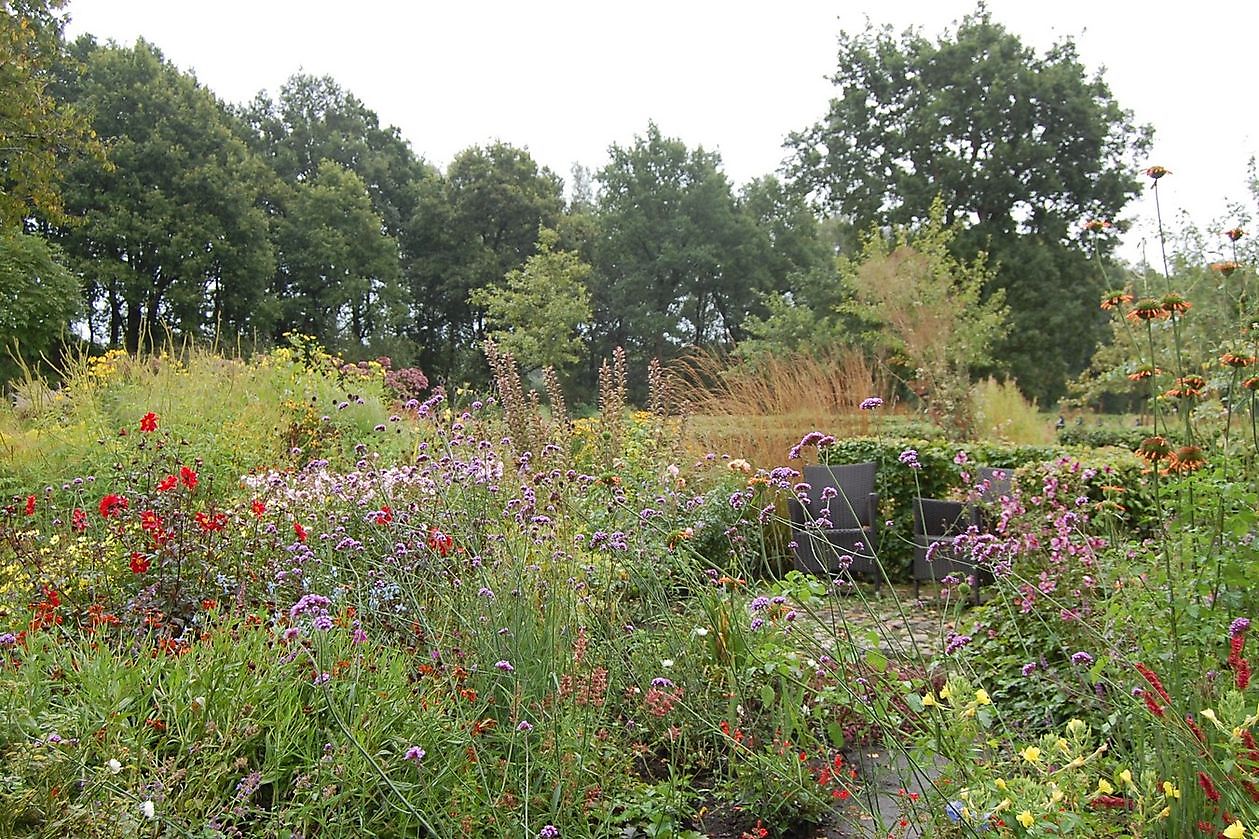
972, 377, 1052, 445
51, 37, 275, 350
272, 159, 402, 351
841, 200, 1008, 438
470, 227, 592, 375
817, 436, 1150, 577
0, 228, 80, 381
0, 0, 104, 227
786, 8, 1151, 404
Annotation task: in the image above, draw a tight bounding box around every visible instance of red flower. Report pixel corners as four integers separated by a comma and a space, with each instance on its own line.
98, 493, 129, 518
194, 511, 227, 533
129, 552, 150, 574
156, 474, 177, 492
1135, 662, 1171, 702
24, 495, 35, 515
179, 466, 198, 491
427, 528, 453, 556
251, 499, 266, 518
373, 506, 393, 525
139, 412, 158, 432
71, 508, 87, 532
294, 521, 308, 543
1198, 771, 1220, 802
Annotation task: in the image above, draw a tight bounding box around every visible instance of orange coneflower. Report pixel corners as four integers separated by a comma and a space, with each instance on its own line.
1127, 298, 1169, 322
1161, 293, 1191, 315
1135, 435, 1173, 463
1226, 227, 1245, 242
1243, 376, 1259, 391
1083, 219, 1113, 233
1145, 165, 1171, 180
1101, 290, 1133, 310
1210, 261, 1241, 277
1168, 445, 1207, 475
1164, 375, 1207, 400
1127, 364, 1161, 382
1221, 352, 1257, 368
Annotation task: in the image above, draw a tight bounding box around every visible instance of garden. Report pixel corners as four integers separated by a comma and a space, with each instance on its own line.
2, 176, 1257, 838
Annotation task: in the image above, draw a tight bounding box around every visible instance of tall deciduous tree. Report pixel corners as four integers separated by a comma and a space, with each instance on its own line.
273, 159, 402, 350
592, 123, 764, 375
0, 0, 102, 227
403, 142, 564, 377
52, 38, 274, 350
786, 9, 1151, 402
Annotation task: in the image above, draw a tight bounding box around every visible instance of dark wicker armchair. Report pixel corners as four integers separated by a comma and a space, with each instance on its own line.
911, 497, 986, 603
788, 462, 882, 590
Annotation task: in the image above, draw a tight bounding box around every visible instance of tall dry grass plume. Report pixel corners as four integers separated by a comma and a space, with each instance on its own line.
674, 348, 893, 467
971, 376, 1053, 444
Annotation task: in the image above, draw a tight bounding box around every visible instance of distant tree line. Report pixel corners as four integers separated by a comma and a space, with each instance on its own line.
2, 2, 1150, 404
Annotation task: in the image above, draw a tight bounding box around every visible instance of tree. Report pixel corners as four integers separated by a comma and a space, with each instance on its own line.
0, 0, 102, 227
469, 227, 592, 375
51, 38, 274, 350
786, 8, 1151, 402
273, 159, 402, 350
402, 142, 564, 377
0, 228, 80, 380
841, 201, 1007, 437
591, 123, 767, 376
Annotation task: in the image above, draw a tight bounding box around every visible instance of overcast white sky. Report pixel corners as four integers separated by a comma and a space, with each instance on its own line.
64, 1, 1259, 264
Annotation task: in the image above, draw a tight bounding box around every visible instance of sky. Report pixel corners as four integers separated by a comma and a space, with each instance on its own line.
63, 1, 1259, 265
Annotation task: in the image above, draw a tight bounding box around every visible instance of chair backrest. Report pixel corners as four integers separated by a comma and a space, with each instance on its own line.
913, 498, 969, 538
976, 466, 1014, 499
800, 462, 877, 529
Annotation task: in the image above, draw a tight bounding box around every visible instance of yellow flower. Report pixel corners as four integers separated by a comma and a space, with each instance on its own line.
975, 689, 992, 706
1157, 806, 1171, 819
1055, 737, 1070, 754
1119, 768, 1133, 787
1049, 786, 1064, 804
995, 778, 1007, 791
1020, 746, 1041, 763
1162, 781, 1180, 799
940, 683, 953, 700
1066, 718, 1086, 736
922, 692, 937, 707
1096, 778, 1114, 795
1222, 822, 1246, 839
1202, 708, 1218, 723
1017, 810, 1034, 829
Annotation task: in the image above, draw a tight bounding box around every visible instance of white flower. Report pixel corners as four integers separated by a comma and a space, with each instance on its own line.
106, 759, 122, 774
140, 800, 155, 820
660, 659, 674, 669
693, 627, 709, 637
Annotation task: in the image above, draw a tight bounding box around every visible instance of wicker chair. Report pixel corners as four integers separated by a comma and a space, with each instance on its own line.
911, 497, 984, 604
788, 462, 881, 590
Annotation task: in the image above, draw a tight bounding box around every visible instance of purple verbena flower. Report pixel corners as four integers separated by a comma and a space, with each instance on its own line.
859, 397, 884, 410
1070, 651, 1094, 666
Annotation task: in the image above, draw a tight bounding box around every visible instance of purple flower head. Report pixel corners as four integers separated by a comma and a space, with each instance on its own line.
404, 746, 426, 764
1070, 651, 1094, 666
1230, 617, 1251, 638
859, 397, 884, 411
750, 617, 765, 631
651, 677, 674, 688
0, 633, 16, 648
749, 596, 771, 612
898, 448, 922, 469
944, 632, 972, 655
538, 827, 560, 839
1021, 662, 1037, 676
494, 660, 515, 672
516, 720, 534, 732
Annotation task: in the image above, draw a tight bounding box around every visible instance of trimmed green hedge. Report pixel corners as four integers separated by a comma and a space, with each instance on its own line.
815, 437, 1153, 580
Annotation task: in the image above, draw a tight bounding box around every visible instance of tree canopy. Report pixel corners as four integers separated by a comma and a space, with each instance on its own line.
786, 9, 1152, 402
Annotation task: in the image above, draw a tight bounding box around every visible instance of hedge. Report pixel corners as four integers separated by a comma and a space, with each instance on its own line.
812, 436, 1154, 581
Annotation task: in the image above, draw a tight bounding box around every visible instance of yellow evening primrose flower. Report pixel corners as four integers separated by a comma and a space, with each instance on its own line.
922, 692, 937, 707
1202, 708, 1218, 723
1020, 746, 1041, 763
940, 683, 953, 700
1055, 737, 1070, 754
1017, 810, 1034, 829
1050, 787, 1064, 804
1222, 821, 1245, 839
1066, 718, 1087, 735
1119, 768, 1133, 787
995, 778, 1007, 791
975, 689, 992, 705
1096, 778, 1114, 795
1162, 781, 1180, 799
1157, 806, 1170, 819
